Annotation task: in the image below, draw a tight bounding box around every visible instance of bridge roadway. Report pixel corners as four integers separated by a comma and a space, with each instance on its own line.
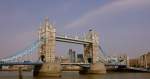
1, 62, 150, 72
0, 62, 43, 65
0, 62, 90, 66
0, 62, 127, 67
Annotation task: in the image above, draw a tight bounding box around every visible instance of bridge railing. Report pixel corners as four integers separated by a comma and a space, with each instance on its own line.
56, 34, 92, 42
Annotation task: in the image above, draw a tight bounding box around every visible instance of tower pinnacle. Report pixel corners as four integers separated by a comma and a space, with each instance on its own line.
44, 17, 49, 27
44, 17, 53, 28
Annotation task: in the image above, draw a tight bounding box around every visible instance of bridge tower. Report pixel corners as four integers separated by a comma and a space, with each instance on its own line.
82, 29, 106, 74
34, 17, 61, 77
38, 17, 56, 62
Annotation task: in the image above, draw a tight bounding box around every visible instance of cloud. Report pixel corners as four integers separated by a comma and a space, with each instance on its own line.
63, 0, 150, 58
65, 0, 150, 29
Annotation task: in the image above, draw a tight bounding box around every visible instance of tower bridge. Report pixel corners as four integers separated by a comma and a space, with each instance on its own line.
0, 17, 108, 76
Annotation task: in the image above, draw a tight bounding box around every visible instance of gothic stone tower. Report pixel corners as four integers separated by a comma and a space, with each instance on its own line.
38, 17, 55, 62
34, 17, 61, 77
81, 29, 106, 74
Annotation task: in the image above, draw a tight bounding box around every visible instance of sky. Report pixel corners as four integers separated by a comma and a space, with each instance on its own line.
0, 0, 150, 59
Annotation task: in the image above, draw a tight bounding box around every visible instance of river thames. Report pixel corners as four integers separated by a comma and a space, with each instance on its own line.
0, 71, 149, 79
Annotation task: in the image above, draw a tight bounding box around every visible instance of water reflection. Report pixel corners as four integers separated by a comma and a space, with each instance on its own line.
0, 71, 150, 79
33, 71, 106, 79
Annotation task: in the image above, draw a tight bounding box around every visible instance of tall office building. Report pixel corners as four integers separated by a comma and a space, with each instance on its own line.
68, 49, 76, 63
77, 54, 84, 63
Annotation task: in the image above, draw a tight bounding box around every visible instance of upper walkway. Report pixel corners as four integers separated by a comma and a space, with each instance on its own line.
56, 35, 92, 44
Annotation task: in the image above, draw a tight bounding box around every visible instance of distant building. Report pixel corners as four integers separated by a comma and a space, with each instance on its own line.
106, 55, 129, 66
68, 49, 76, 63
61, 58, 70, 63
129, 52, 150, 68
138, 52, 150, 68
106, 56, 119, 64
129, 59, 139, 67
77, 54, 84, 63
147, 52, 150, 67
118, 55, 130, 66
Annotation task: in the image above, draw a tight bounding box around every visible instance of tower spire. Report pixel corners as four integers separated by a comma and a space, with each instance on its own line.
44, 16, 49, 27
45, 16, 49, 23
43, 16, 53, 28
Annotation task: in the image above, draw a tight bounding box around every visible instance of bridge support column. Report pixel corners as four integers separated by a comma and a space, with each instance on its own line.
33, 62, 61, 77
88, 63, 106, 74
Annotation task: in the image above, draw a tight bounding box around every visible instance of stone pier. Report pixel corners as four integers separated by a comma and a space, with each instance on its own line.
88, 63, 106, 74
33, 62, 61, 77
79, 63, 106, 74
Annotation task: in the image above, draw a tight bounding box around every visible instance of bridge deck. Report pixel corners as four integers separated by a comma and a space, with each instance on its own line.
1, 62, 127, 65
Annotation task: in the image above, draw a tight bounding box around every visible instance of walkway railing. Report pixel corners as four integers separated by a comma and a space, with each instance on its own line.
56, 34, 92, 44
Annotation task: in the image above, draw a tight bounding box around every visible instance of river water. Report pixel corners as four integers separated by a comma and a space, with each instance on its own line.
0, 71, 150, 79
